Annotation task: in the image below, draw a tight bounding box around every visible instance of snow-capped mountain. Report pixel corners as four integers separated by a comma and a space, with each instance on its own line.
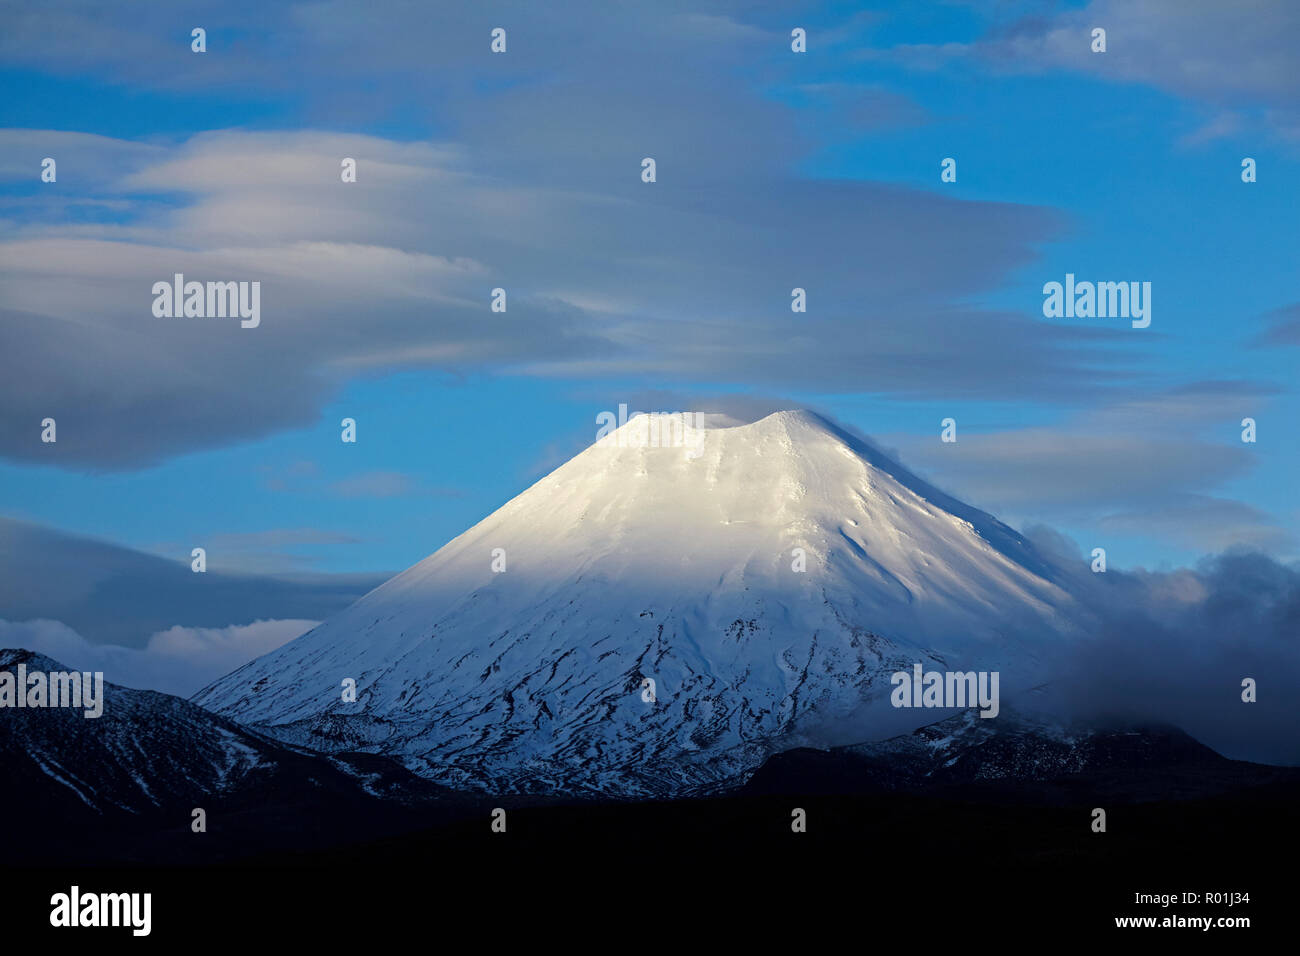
195, 410, 1081, 796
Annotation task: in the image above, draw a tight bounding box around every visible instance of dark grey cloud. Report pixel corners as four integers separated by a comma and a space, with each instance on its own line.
0, 516, 388, 646
1026, 530, 1300, 765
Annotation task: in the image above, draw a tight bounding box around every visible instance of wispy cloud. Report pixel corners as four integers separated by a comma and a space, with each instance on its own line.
0, 617, 315, 697
0, 125, 1132, 471
874, 382, 1288, 555
863, 0, 1300, 142
1098, 494, 1295, 554
1256, 303, 1300, 347
0, 517, 386, 645
328, 471, 464, 499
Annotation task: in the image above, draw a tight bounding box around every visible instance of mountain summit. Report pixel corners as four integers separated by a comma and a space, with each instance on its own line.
195, 410, 1077, 796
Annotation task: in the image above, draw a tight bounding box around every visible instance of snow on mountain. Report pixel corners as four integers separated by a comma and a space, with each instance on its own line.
194, 410, 1080, 797
0, 648, 445, 822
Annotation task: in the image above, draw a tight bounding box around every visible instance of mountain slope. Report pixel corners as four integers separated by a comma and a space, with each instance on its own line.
195, 410, 1080, 796
0, 649, 448, 824
739, 705, 1300, 805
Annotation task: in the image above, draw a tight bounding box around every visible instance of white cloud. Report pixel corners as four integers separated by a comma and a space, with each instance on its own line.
868, 382, 1294, 557
0, 125, 1108, 470
869, 0, 1300, 140
0, 618, 316, 697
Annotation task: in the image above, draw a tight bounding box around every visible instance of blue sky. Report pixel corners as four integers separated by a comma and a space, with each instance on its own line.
1, 1, 1297, 667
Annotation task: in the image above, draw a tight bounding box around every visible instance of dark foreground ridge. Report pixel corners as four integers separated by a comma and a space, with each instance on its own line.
3, 782, 1291, 942
3, 647, 1293, 940
4, 648, 1296, 864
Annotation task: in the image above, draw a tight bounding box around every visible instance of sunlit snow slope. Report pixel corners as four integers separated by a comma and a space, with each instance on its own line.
195, 411, 1078, 796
